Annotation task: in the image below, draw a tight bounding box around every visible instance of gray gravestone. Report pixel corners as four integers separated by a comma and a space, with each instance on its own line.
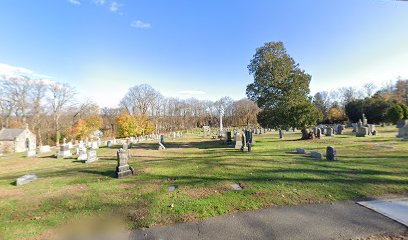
326, 146, 335, 161
57, 145, 72, 158
356, 127, 368, 137
310, 151, 323, 159
77, 148, 87, 161
116, 149, 134, 178
316, 128, 322, 139
296, 148, 306, 154
85, 150, 98, 163
16, 174, 38, 186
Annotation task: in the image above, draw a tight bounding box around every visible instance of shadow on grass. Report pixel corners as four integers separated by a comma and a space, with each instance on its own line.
134, 140, 231, 150
79, 169, 116, 178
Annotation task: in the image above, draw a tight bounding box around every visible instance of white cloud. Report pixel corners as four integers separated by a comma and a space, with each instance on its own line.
130, 20, 151, 29
109, 1, 122, 12
178, 90, 206, 96
0, 63, 53, 82
68, 0, 81, 5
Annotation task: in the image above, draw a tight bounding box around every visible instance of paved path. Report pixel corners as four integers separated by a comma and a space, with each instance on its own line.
130, 201, 407, 240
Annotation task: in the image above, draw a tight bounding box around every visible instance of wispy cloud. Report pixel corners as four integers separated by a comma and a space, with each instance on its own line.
178, 90, 206, 96
130, 20, 151, 29
0, 63, 52, 81
68, 0, 81, 5
109, 1, 122, 12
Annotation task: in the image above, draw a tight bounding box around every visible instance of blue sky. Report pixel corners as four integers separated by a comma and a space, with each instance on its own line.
0, 0, 407, 107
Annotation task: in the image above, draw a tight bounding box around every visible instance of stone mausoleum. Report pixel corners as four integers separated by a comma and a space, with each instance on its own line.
0, 127, 36, 153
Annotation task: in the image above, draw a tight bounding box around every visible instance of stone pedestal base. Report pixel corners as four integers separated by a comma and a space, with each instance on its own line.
116, 165, 134, 178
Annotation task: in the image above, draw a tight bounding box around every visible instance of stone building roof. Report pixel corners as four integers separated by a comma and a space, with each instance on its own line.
0, 128, 27, 141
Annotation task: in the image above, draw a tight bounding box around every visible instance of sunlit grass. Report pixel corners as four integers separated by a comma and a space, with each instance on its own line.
0, 126, 407, 239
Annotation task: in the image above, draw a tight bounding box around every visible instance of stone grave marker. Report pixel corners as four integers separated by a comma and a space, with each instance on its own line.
91, 141, 98, 150
16, 174, 38, 186
85, 150, 98, 163
356, 127, 368, 137
296, 148, 306, 154
326, 146, 336, 161
116, 149, 134, 178
77, 148, 87, 161
310, 151, 323, 159
316, 128, 322, 139
325, 127, 333, 137
57, 144, 72, 158
234, 132, 242, 149
279, 129, 283, 139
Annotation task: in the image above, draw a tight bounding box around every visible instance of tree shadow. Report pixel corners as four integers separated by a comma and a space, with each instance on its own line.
79, 169, 117, 178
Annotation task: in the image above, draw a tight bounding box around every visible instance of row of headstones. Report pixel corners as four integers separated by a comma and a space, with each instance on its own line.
234, 130, 254, 152
57, 144, 98, 163
296, 146, 336, 161
352, 119, 377, 137
16, 147, 134, 186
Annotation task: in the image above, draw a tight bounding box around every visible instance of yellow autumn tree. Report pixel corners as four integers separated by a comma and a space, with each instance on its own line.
327, 106, 347, 123
115, 112, 155, 137
68, 115, 103, 140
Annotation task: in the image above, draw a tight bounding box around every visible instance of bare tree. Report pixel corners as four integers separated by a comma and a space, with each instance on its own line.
48, 82, 76, 144
120, 84, 159, 115
30, 80, 47, 145
362, 82, 377, 98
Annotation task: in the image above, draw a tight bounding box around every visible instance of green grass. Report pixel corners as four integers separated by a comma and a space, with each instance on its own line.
1, 126, 407, 239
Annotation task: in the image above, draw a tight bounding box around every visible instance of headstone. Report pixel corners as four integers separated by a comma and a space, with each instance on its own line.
91, 141, 98, 150
357, 119, 363, 128
362, 114, 368, 126
240, 132, 247, 151
107, 140, 113, 148
160, 134, 165, 144
356, 127, 368, 137
122, 143, 128, 150
67, 142, 73, 149
234, 132, 242, 149
397, 121, 408, 140
57, 145, 72, 158
231, 183, 242, 191
116, 149, 134, 178
77, 148, 87, 161
296, 148, 306, 154
310, 151, 323, 159
326, 146, 335, 161
367, 124, 376, 135
226, 131, 232, 144
316, 128, 322, 139
16, 174, 38, 186
85, 150, 98, 163
397, 120, 408, 129
325, 128, 333, 137
337, 125, 344, 135
39, 145, 51, 153
26, 149, 36, 157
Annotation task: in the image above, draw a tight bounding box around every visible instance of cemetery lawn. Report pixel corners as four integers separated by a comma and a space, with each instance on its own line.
1, 126, 408, 239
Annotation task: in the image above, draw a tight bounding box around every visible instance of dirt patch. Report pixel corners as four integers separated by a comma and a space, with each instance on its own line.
0, 188, 24, 199
183, 185, 230, 199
